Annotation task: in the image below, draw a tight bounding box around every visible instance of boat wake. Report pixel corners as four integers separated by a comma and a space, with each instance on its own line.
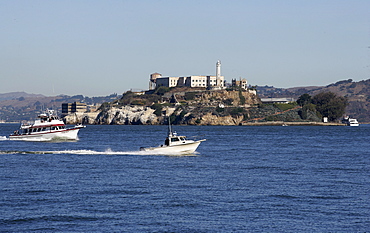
0, 148, 198, 156
0, 136, 8, 141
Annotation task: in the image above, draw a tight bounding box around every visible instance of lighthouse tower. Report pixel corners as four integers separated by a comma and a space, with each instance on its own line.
216, 60, 222, 87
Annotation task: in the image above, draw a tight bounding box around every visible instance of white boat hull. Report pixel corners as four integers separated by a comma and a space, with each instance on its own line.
342, 117, 359, 126
9, 127, 82, 141
141, 139, 205, 154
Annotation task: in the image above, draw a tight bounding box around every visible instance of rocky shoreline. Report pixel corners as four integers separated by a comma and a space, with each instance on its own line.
62, 88, 349, 126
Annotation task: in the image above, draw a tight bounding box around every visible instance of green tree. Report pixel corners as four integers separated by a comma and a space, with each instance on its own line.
312, 92, 348, 121
297, 93, 312, 106
298, 103, 316, 120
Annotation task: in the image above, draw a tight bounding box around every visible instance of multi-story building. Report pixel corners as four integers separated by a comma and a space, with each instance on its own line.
149, 61, 225, 90
232, 78, 248, 90
61, 102, 87, 116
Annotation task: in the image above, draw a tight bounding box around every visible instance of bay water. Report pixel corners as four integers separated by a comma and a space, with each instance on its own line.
0, 124, 369, 232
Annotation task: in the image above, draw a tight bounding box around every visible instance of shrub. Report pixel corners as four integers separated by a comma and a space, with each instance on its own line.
185, 92, 196, 100
239, 90, 246, 105
150, 103, 163, 116
155, 86, 170, 95
216, 106, 224, 112
229, 107, 245, 116
224, 98, 234, 106
274, 103, 296, 111
131, 100, 146, 105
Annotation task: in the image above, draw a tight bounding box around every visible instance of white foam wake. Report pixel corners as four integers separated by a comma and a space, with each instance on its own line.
0, 149, 198, 156
48, 149, 197, 156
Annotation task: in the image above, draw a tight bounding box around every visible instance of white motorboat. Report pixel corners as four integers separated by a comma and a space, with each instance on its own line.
342, 116, 359, 127
9, 109, 85, 141
140, 124, 205, 154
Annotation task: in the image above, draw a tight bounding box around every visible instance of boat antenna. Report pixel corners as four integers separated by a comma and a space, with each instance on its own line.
52, 84, 56, 112
168, 116, 173, 136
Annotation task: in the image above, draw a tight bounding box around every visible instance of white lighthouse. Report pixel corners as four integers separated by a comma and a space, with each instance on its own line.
216, 60, 222, 88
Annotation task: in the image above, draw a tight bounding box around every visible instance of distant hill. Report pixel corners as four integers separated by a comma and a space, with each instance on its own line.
0, 92, 45, 101
257, 79, 370, 122
0, 92, 120, 122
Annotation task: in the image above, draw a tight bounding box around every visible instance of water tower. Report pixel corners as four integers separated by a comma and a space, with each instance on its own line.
149, 73, 161, 90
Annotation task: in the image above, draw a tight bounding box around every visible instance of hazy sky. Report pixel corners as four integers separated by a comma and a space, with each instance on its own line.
1, 0, 369, 96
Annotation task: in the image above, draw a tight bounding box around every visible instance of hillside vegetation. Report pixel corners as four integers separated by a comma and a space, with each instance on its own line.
85, 87, 341, 125
257, 79, 370, 122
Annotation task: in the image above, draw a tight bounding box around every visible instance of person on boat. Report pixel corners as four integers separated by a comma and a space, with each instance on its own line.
165, 137, 169, 146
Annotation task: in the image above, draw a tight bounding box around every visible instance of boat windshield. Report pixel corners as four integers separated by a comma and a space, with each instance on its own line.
171, 137, 180, 142
171, 136, 187, 142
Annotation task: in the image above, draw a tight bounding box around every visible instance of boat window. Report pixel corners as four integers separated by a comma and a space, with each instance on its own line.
38, 128, 41, 132
171, 137, 180, 142
51, 127, 56, 130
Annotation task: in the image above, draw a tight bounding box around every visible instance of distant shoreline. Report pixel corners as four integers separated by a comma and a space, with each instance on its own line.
240, 121, 346, 126
1, 121, 362, 126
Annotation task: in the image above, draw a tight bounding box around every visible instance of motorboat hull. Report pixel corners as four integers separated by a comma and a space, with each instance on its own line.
9, 127, 82, 141
342, 117, 359, 126
140, 139, 205, 154
8, 109, 85, 142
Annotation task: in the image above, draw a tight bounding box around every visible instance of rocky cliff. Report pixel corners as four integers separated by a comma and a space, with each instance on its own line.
63, 89, 261, 125
95, 106, 159, 125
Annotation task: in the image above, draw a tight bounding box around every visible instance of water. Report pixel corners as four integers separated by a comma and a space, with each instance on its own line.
0, 124, 369, 232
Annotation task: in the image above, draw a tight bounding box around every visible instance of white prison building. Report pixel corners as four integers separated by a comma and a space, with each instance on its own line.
149, 61, 225, 90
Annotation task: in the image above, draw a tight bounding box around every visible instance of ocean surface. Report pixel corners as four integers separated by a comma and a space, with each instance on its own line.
0, 123, 369, 232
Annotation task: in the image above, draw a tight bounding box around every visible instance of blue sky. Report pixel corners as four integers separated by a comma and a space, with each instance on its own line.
1, 0, 369, 96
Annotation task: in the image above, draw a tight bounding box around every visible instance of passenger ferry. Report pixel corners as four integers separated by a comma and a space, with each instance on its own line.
9, 109, 85, 141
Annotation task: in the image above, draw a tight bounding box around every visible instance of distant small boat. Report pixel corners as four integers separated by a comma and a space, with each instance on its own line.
140, 122, 205, 154
342, 116, 359, 127
9, 109, 85, 141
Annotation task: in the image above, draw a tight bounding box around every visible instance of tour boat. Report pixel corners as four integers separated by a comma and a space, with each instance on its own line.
140, 124, 205, 154
342, 116, 359, 127
9, 109, 85, 141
